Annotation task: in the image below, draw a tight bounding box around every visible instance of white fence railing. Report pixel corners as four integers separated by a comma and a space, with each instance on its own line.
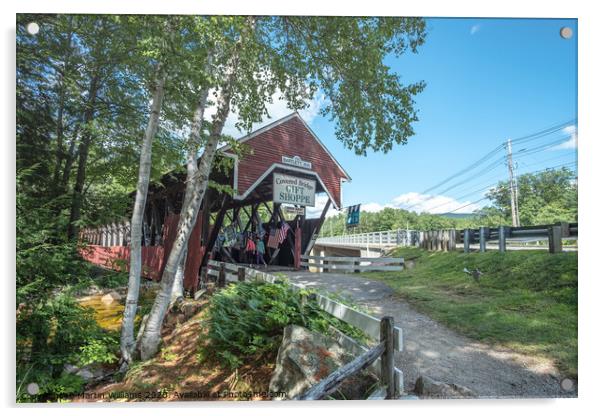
316, 229, 419, 247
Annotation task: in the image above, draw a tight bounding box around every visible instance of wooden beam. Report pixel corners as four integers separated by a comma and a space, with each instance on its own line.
380, 316, 395, 399
304, 198, 331, 256
296, 342, 386, 400
200, 196, 230, 267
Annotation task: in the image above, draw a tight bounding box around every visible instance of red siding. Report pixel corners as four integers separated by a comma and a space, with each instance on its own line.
80, 212, 206, 291
227, 115, 348, 208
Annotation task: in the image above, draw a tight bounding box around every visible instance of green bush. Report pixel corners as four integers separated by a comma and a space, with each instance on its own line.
206, 280, 366, 369
16, 294, 120, 402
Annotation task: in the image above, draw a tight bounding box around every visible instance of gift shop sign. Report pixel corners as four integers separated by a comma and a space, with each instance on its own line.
273, 173, 316, 207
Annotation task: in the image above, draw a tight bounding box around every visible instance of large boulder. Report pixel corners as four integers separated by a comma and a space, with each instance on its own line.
414, 375, 476, 399
269, 325, 376, 400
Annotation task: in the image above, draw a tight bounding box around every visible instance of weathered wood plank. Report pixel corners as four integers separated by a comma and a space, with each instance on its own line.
380, 317, 395, 399
300, 262, 404, 272
331, 326, 404, 395
301, 255, 404, 263
296, 341, 386, 400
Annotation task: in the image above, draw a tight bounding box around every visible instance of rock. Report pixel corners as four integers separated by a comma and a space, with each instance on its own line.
269, 325, 376, 400
108, 290, 122, 300
180, 301, 203, 319
63, 363, 80, 375
414, 375, 476, 399
75, 368, 95, 382
101, 291, 121, 305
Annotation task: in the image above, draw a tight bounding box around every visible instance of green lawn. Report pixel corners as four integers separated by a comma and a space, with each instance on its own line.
363, 247, 577, 378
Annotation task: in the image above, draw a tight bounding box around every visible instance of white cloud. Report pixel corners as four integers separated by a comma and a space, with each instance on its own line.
390, 192, 481, 214
305, 194, 339, 219
470, 24, 481, 35
361, 202, 389, 213
549, 125, 578, 150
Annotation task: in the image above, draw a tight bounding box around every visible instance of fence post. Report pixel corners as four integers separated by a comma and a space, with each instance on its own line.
218, 263, 226, 287
449, 229, 457, 251
238, 266, 246, 282
499, 226, 507, 253
463, 229, 470, 253
549, 226, 563, 254
479, 227, 487, 252
380, 316, 395, 399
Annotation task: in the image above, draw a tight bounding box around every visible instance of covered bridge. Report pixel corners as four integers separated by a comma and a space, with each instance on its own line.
80, 113, 350, 294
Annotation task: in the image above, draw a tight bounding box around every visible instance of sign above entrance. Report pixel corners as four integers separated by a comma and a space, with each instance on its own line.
273, 173, 316, 207
284, 205, 306, 216
282, 155, 312, 169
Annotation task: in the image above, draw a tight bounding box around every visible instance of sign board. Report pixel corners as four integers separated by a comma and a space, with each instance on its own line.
273, 173, 316, 207
284, 205, 306, 216
282, 155, 312, 169
346, 204, 361, 228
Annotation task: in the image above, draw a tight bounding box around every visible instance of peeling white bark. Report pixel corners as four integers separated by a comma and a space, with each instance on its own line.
120, 64, 167, 369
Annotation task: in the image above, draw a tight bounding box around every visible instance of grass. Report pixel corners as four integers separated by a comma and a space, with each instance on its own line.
362, 247, 577, 378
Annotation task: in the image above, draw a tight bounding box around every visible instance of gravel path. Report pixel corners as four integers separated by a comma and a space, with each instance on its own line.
282, 270, 576, 398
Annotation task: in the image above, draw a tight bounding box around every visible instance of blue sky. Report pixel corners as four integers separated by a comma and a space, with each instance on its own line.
225, 17, 578, 216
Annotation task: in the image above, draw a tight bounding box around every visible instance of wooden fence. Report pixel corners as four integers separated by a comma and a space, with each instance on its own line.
205, 260, 404, 399
300, 255, 405, 273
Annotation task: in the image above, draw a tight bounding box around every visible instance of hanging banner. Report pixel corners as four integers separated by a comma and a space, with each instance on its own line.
346, 204, 361, 228
273, 173, 316, 207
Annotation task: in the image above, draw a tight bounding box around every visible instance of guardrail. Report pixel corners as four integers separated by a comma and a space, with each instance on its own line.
460, 222, 578, 254
205, 260, 404, 399
316, 229, 419, 247
301, 255, 405, 273
317, 222, 578, 254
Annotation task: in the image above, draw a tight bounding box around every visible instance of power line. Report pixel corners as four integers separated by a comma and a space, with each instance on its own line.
403, 121, 576, 212
435, 161, 577, 215
419, 119, 575, 197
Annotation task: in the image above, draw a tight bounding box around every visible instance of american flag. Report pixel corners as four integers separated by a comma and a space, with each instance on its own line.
277, 221, 291, 244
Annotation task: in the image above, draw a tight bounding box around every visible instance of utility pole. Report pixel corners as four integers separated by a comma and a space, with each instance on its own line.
506, 139, 520, 227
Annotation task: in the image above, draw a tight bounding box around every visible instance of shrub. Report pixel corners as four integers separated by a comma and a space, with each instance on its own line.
16, 294, 120, 402
206, 280, 366, 369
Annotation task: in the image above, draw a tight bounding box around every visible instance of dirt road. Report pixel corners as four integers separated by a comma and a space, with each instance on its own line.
282, 270, 576, 398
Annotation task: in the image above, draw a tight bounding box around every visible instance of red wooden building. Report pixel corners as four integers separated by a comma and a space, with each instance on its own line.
80, 113, 350, 293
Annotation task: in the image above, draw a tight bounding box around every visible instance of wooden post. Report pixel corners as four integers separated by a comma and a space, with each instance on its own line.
463, 229, 470, 253
238, 266, 246, 282
560, 221, 570, 238
449, 229, 457, 251
479, 227, 487, 252
499, 226, 507, 253
549, 226, 563, 254
380, 316, 395, 399
218, 263, 226, 287
304, 199, 331, 256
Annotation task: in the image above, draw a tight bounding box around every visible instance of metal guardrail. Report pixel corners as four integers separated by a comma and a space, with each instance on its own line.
316, 222, 578, 254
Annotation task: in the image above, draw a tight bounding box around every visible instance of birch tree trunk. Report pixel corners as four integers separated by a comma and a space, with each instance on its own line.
119, 64, 167, 369
171, 247, 187, 302
139, 79, 234, 360
139, 18, 255, 360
